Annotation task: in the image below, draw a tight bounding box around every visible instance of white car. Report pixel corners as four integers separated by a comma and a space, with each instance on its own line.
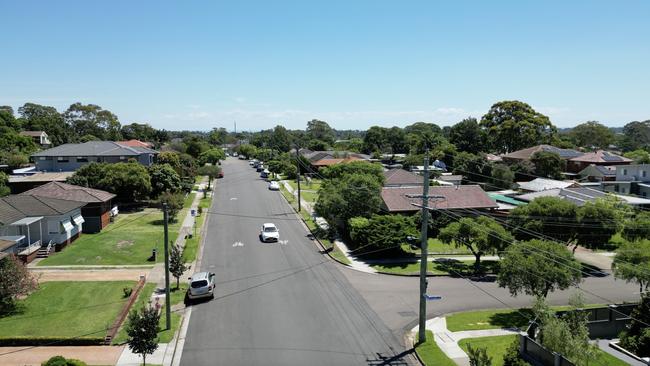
260, 223, 279, 242
187, 271, 215, 301
268, 181, 280, 190
249, 160, 255, 166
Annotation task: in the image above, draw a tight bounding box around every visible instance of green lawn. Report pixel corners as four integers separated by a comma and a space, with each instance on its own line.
300, 190, 318, 203
182, 196, 212, 263
415, 330, 456, 366
113, 283, 184, 344
0, 281, 135, 340
371, 259, 499, 276
402, 238, 472, 255
458, 335, 518, 366
593, 348, 630, 366
446, 304, 604, 332
286, 178, 322, 193
39, 193, 196, 266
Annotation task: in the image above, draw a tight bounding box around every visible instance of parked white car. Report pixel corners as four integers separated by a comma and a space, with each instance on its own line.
187, 271, 216, 301
260, 223, 280, 242
269, 181, 280, 190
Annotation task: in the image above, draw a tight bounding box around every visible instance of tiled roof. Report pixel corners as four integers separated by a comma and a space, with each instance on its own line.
8, 172, 74, 183
383, 169, 424, 186
312, 157, 361, 167
1, 195, 85, 217
594, 165, 617, 176
0, 199, 26, 226
116, 139, 154, 148
381, 185, 498, 213
21, 182, 115, 203
569, 150, 632, 163
503, 145, 583, 160
438, 175, 463, 181
32, 141, 158, 157
517, 178, 579, 192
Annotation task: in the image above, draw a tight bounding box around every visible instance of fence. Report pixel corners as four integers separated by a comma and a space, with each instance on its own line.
104, 275, 146, 345
520, 304, 637, 366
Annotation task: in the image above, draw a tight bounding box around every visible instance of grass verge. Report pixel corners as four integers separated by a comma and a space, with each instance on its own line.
182, 195, 212, 263
415, 330, 456, 366
0, 281, 135, 340
39, 194, 195, 266
371, 259, 499, 276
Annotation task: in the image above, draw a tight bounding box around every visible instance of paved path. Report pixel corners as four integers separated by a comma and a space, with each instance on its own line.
180, 159, 416, 366
573, 246, 614, 271
422, 317, 519, 366
0, 345, 124, 366
33, 268, 148, 282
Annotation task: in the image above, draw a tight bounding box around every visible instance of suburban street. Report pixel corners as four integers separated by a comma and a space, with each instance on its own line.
180, 158, 415, 366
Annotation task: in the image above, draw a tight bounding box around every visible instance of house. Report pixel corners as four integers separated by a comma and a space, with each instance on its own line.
600, 164, 650, 198
31, 141, 158, 172
19, 131, 51, 147
502, 145, 583, 164
486, 192, 528, 212
7, 171, 75, 194
21, 182, 115, 233
566, 150, 631, 173
437, 174, 463, 186
517, 178, 581, 192
515, 186, 650, 207
578, 164, 617, 182
383, 169, 424, 187
311, 157, 361, 170
0, 195, 85, 263
116, 139, 154, 149
380, 185, 498, 214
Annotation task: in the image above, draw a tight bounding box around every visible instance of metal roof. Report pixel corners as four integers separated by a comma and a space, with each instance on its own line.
32, 141, 158, 157
10, 216, 43, 226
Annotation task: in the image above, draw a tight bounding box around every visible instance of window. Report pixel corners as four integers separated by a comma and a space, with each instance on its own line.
48, 221, 60, 234
643, 170, 647, 178
623, 169, 627, 175
76, 156, 88, 162
643, 192, 647, 197
57, 157, 69, 163
119, 156, 125, 160
621, 187, 627, 194
39, 157, 45, 160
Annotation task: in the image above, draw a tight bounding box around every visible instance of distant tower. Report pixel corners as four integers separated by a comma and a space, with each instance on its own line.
234, 121, 237, 134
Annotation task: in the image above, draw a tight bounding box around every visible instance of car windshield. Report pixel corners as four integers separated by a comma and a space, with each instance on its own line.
191, 280, 208, 288
264, 227, 277, 232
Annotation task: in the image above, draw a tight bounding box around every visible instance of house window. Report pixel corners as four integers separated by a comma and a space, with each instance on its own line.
76, 157, 88, 162
642, 170, 647, 178
39, 157, 46, 160
643, 192, 647, 197
48, 221, 60, 234
621, 187, 627, 194
623, 169, 627, 175
614, 185, 619, 192
119, 156, 125, 160
57, 157, 69, 163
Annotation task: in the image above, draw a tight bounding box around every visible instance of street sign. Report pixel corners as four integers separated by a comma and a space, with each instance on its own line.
191, 209, 196, 217
424, 294, 442, 301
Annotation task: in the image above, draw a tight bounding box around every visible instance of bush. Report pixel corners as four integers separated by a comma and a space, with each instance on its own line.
502, 338, 528, 366
619, 293, 650, 357
123, 287, 133, 298
348, 217, 370, 247
42, 356, 88, 366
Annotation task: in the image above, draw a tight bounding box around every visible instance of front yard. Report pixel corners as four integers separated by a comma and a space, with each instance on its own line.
458, 335, 517, 366
39, 193, 196, 266
0, 281, 135, 342
371, 259, 499, 276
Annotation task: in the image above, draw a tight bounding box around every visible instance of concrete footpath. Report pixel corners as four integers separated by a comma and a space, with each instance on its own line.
0, 346, 124, 366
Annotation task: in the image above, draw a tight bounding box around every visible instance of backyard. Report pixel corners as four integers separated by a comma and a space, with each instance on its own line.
39, 193, 196, 266
0, 281, 136, 342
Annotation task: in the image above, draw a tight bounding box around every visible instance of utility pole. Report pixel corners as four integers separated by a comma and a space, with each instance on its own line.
162, 203, 171, 330
417, 153, 430, 343
295, 146, 301, 212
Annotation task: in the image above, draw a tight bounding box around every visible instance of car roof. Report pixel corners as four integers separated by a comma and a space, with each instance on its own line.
262, 223, 277, 228
190, 272, 210, 281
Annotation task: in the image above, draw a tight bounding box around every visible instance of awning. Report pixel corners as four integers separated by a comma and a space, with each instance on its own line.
10, 216, 43, 226
61, 220, 74, 232
72, 215, 85, 226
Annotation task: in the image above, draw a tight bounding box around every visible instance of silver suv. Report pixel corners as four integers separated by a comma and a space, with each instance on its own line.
187, 271, 215, 301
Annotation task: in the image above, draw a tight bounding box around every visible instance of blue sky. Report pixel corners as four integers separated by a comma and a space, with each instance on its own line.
1, 1, 649, 131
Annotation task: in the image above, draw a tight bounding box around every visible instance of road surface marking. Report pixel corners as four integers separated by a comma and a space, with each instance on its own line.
279, 240, 289, 245
230, 197, 238, 201
232, 241, 244, 247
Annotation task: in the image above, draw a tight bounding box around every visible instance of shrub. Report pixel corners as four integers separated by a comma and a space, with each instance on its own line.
42, 356, 88, 366
502, 338, 528, 366
123, 287, 133, 298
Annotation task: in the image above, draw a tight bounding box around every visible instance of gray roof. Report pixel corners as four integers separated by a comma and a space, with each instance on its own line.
21, 182, 115, 203
32, 141, 158, 157
0, 195, 85, 222
517, 178, 579, 192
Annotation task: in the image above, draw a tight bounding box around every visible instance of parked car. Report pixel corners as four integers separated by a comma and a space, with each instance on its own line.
260, 223, 279, 242
218, 170, 224, 178
249, 160, 255, 166
260, 169, 270, 179
269, 181, 280, 190
187, 272, 216, 300
256, 165, 264, 172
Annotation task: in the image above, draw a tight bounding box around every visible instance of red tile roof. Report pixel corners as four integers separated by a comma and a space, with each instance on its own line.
381, 185, 498, 213
312, 156, 361, 167
116, 139, 153, 148
568, 150, 632, 164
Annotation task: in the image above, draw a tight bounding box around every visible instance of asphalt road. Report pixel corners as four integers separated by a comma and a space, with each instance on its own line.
180, 158, 415, 366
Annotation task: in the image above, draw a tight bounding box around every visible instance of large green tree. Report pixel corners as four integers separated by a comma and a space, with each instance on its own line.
612, 240, 650, 293
306, 119, 335, 145
619, 293, 650, 357
623, 149, 650, 164
268, 125, 292, 152
198, 148, 226, 165
568, 121, 615, 149
449, 117, 488, 154
622, 211, 650, 242
620, 120, 650, 152
575, 196, 629, 248
63, 103, 122, 140
530, 151, 565, 179
480, 100, 556, 153
149, 163, 182, 198
509, 197, 579, 243
319, 161, 384, 184
438, 216, 513, 274
18, 103, 70, 145
497, 240, 582, 298
125, 306, 160, 366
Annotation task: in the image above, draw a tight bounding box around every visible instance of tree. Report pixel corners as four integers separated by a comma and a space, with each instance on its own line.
207, 127, 228, 146
63, 103, 121, 140
568, 121, 615, 149
575, 196, 629, 248
530, 151, 565, 179
619, 293, 650, 357
452, 152, 490, 184
449, 117, 488, 154
169, 244, 188, 289
623, 149, 650, 164
438, 216, 513, 274
315, 173, 382, 231
0, 172, 10, 197
467, 344, 492, 366
268, 125, 292, 152
149, 164, 182, 198
0, 255, 38, 314
0, 106, 20, 129
622, 211, 650, 242
480, 100, 556, 153
612, 240, 650, 293
306, 119, 335, 145
267, 159, 296, 179
237, 144, 258, 159
361, 214, 417, 252
319, 161, 384, 185
490, 164, 515, 190
361, 126, 387, 154
125, 306, 159, 366
497, 240, 582, 298
197, 165, 221, 190
100, 163, 152, 202
66, 162, 109, 188
620, 120, 650, 152
157, 151, 182, 174
184, 136, 209, 158
198, 148, 226, 165
18, 103, 70, 145
509, 197, 579, 243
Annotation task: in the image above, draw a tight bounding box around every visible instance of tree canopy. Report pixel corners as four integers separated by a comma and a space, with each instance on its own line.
530, 151, 565, 179
568, 121, 615, 149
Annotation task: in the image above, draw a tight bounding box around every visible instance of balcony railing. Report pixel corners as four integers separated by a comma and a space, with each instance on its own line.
17, 240, 42, 255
